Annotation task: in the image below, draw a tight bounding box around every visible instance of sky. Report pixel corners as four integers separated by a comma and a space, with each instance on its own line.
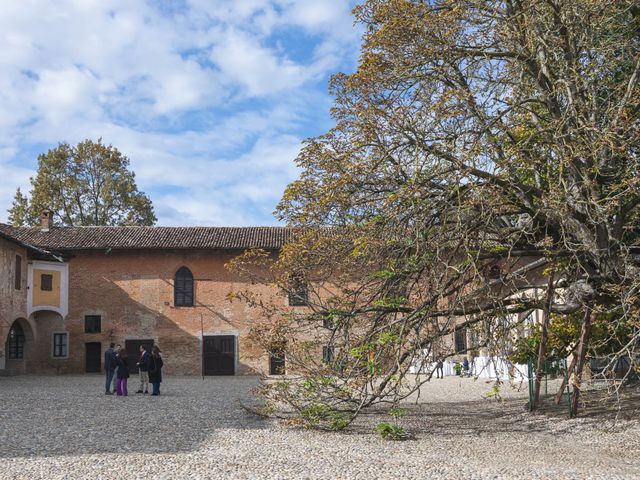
0, 0, 361, 226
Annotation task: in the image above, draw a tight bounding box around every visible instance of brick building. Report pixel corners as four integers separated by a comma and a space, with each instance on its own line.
1, 213, 564, 380
0, 212, 295, 376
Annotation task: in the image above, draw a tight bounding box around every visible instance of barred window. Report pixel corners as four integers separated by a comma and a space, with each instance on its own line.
53, 333, 68, 358
174, 267, 194, 307
84, 315, 101, 333
454, 327, 467, 353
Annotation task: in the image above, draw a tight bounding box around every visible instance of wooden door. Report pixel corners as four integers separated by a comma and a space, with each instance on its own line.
85, 342, 102, 373
269, 351, 285, 375
203, 335, 235, 375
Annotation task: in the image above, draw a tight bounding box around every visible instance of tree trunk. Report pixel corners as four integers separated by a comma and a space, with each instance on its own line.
570, 308, 595, 417
533, 271, 555, 408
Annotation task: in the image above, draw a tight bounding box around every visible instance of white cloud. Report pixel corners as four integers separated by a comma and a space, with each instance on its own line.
0, 0, 361, 226
210, 29, 314, 97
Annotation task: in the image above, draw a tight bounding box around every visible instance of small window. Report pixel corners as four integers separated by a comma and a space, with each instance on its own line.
322, 317, 335, 329
454, 327, 467, 353
322, 345, 334, 363
84, 315, 101, 334
53, 333, 68, 358
269, 350, 286, 375
14, 255, 21, 290
288, 275, 309, 306
41, 274, 53, 291
174, 266, 194, 307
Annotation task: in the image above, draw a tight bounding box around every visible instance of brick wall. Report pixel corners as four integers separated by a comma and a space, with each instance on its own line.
46, 249, 285, 375
0, 237, 29, 371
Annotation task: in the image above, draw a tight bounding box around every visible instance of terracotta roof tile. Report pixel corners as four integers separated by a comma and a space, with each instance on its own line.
0, 224, 293, 251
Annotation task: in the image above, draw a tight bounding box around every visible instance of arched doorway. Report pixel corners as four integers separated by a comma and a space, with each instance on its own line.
6, 322, 25, 359
4, 319, 35, 374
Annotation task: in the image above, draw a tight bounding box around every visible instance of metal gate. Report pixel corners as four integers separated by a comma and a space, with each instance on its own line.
527, 357, 573, 416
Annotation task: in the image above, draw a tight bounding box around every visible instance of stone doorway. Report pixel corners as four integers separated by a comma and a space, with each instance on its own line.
4, 319, 35, 374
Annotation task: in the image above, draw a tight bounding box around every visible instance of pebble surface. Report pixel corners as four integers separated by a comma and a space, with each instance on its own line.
0, 375, 638, 479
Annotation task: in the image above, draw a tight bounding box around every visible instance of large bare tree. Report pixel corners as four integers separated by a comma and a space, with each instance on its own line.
231, 0, 640, 426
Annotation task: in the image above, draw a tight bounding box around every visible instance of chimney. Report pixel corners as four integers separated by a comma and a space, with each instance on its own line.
40, 209, 54, 232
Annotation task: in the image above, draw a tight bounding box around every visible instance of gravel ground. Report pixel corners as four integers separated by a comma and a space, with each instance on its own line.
0, 375, 638, 479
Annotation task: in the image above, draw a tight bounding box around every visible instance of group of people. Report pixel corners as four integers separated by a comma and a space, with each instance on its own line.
104, 343, 164, 396
434, 357, 473, 378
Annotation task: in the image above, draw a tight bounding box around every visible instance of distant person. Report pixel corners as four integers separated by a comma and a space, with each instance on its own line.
116, 348, 130, 396
136, 345, 150, 394
113, 343, 122, 393
104, 343, 117, 395
435, 358, 444, 379
148, 345, 164, 396
463, 357, 470, 377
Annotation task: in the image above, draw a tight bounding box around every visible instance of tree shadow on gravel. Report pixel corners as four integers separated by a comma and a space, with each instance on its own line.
0, 375, 271, 459
535, 383, 640, 422
347, 399, 553, 438
346, 385, 640, 438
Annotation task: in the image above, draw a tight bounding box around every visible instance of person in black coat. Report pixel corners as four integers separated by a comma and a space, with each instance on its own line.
148, 345, 164, 396
104, 343, 117, 395
116, 348, 130, 396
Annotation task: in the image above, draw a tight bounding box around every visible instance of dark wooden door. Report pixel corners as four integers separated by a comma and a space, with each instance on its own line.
125, 339, 154, 374
203, 335, 235, 375
269, 351, 285, 375
85, 342, 101, 373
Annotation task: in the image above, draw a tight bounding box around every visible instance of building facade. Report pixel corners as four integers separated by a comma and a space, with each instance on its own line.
0, 214, 295, 376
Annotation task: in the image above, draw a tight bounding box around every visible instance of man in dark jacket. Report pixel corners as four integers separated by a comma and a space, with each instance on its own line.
136, 345, 150, 394
104, 343, 117, 394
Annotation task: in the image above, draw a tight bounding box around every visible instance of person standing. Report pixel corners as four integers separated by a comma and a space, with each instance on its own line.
113, 343, 122, 393
463, 357, 470, 377
148, 345, 164, 396
435, 358, 444, 379
104, 343, 117, 395
116, 348, 130, 396
136, 345, 150, 394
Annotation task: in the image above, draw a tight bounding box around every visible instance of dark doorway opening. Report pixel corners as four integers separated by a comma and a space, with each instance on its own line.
125, 339, 154, 374
269, 351, 286, 375
85, 342, 101, 373
6, 321, 25, 359
203, 335, 235, 375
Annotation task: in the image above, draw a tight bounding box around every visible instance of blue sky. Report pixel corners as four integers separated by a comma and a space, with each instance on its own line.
0, 0, 361, 226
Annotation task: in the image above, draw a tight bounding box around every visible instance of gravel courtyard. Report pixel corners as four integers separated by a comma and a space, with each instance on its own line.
0, 375, 638, 479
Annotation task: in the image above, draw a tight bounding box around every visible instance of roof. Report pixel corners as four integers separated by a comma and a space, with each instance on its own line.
0, 227, 63, 260
0, 223, 294, 252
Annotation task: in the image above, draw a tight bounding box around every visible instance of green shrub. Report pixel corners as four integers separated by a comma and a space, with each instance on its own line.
375, 422, 406, 440
328, 412, 351, 431
388, 407, 407, 419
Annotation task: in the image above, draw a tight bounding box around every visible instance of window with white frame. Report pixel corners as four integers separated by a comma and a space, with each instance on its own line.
53, 333, 68, 358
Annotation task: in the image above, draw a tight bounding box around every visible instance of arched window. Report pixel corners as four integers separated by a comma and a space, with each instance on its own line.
7, 322, 25, 359
174, 267, 194, 307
